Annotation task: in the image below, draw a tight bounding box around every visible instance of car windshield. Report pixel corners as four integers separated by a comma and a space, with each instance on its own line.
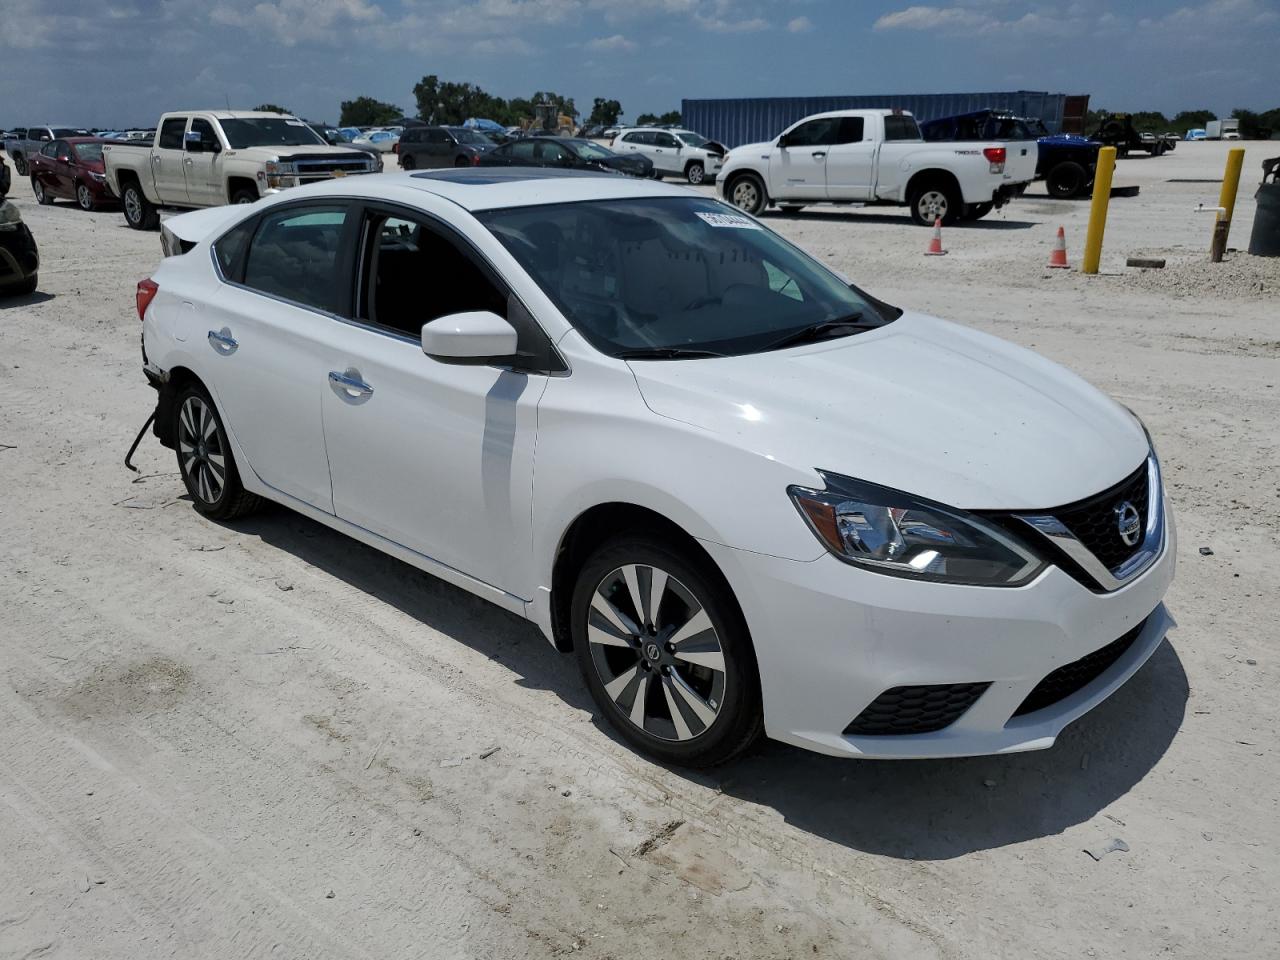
676, 132, 708, 147
219, 118, 325, 149
571, 141, 613, 160
72, 143, 104, 163
478, 197, 896, 359
452, 129, 492, 145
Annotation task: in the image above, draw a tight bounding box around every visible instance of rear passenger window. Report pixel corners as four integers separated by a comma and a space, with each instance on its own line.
242, 205, 349, 312
883, 116, 922, 141
213, 218, 256, 281
158, 117, 187, 150
836, 117, 865, 144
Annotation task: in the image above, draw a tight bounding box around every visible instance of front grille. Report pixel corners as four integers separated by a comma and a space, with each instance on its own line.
1054, 461, 1149, 570
844, 682, 990, 736
1013, 619, 1146, 717
288, 155, 374, 182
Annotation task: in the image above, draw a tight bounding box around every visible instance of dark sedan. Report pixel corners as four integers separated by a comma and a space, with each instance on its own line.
29, 137, 116, 211
0, 199, 39, 296
478, 137, 652, 177
398, 126, 496, 170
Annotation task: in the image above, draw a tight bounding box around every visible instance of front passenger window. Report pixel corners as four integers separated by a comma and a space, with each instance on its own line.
242, 205, 349, 313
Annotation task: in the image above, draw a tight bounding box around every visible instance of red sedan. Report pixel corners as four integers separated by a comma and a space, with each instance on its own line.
29, 137, 117, 211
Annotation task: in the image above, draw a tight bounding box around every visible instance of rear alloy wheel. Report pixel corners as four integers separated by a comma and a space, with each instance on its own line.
685, 161, 705, 185
32, 177, 52, 205
76, 181, 95, 211
573, 536, 762, 766
123, 182, 159, 229
175, 385, 260, 521
909, 182, 960, 226
728, 174, 767, 216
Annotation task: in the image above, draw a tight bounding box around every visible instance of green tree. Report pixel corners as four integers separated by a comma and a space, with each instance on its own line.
1232, 107, 1280, 139
634, 109, 682, 126
253, 103, 292, 115
339, 96, 403, 127
1171, 109, 1215, 134
635, 112, 659, 125
588, 98, 623, 125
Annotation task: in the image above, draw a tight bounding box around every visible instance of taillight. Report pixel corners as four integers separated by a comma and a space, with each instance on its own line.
136, 278, 159, 321
392, 142, 399, 153
983, 146, 1006, 174
471, 153, 480, 166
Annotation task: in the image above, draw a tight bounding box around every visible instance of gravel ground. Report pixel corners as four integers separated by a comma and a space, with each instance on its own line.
1, 140, 1277, 960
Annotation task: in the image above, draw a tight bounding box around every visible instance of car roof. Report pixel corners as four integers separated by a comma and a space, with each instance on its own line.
281, 168, 700, 212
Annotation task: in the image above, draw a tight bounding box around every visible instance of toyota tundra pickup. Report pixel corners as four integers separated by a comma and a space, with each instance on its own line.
103, 110, 376, 230
718, 109, 1037, 225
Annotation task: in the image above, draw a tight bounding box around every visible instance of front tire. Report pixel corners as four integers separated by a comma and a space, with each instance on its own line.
76, 181, 96, 211
14, 156, 27, 177
231, 188, 257, 205
685, 161, 705, 185
572, 535, 762, 767
122, 182, 159, 229
175, 384, 261, 522
908, 180, 961, 226
727, 173, 767, 216
400, 154, 415, 170
32, 177, 52, 205
1046, 161, 1087, 199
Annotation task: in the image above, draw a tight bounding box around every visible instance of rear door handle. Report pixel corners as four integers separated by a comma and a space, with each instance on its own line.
812, 151, 827, 158
329, 369, 373, 398
207, 328, 237, 352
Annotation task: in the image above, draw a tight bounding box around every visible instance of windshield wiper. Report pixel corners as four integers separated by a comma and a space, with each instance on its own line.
615, 346, 728, 360
759, 313, 876, 353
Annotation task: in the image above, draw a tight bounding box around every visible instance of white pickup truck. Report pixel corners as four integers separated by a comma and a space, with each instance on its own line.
103, 110, 377, 230
717, 109, 1037, 225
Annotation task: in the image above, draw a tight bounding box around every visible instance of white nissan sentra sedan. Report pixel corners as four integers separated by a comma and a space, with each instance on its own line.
136, 169, 1175, 767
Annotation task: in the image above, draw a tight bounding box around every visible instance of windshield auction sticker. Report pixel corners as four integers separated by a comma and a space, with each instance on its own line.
695, 211, 760, 229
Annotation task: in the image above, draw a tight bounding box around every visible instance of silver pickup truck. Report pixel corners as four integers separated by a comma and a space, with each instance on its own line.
3, 125, 92, 177
103, 110, 377, 230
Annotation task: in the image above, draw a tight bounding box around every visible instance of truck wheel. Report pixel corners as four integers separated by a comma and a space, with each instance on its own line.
727, 173, 767, 216
122, 182, 160, 229
454, 156, 470, 168
908, 182, 960, 226
231, 188, 257, 205
14, 156, 27, 177
400, 155, 415, 170
1047, 161, 1087, 199
685, 161, 705, 185
32, 177, 52, 205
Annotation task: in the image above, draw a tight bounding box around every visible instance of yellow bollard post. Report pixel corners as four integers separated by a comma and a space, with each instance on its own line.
1081, 146, 1116, 275
1210, 147, 1245, 261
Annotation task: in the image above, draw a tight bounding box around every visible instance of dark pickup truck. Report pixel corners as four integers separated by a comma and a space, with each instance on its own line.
921, 109, 1101, 199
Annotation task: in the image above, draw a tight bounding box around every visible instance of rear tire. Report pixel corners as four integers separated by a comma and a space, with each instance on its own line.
8, 273, 36, 296
908, 180, 961, 226
400, 154, 415, 170
727, 173, 767, 216
32, 177, 52, 205
685, 161, 705, 185
572, 534, 762, 767
1046, 161, 1087, 199
174, 384, 261, 522
14, 156, 27, 177
122, 182, 160, 229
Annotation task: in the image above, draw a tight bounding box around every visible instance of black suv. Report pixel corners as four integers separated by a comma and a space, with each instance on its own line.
478, 137, 653, 178
398, 127, 496, 170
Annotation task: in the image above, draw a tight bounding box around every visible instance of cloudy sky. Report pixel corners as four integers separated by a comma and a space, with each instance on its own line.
3, 0, 1276, 127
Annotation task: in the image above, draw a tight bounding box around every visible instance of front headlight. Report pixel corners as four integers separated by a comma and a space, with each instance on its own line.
788, 472, 1046, 586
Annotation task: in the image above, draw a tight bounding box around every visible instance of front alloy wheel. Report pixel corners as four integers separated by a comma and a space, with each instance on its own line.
573, 536, 762, 766
728, 174, 766, 215
77, 182, 94, 211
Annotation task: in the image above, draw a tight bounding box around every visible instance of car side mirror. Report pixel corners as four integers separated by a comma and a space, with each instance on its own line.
57, 154, 71, 164
777, 134, 789, 149
422, 311, 519, 366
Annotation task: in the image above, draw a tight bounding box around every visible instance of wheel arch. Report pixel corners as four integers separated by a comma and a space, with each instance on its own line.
905, 167, 963, 205
153, 364, 204, 449
548, 502, 742, 653
226, 176, 258, 203
723, 168, 767, 204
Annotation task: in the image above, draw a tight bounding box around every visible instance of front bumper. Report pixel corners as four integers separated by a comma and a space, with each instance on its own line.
700, 496, 1176, 759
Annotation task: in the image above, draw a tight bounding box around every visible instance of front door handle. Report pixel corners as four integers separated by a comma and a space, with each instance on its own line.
812, 151, 827, 158
207, 328, 238, 352
329, 369, 374, 399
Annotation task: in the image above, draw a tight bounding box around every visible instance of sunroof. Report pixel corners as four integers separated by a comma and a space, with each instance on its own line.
410, 168, 616, 185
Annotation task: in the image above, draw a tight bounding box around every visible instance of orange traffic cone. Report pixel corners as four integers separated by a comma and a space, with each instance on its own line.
924, 217, 947, 256
1047, 226, 1070, 268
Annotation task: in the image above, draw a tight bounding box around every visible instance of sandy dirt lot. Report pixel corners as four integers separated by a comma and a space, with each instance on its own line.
1, 140, 1277, 959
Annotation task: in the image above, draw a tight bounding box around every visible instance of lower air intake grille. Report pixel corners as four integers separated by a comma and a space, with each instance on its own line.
844, 682, 991, 736
1013, 619, 1146, 717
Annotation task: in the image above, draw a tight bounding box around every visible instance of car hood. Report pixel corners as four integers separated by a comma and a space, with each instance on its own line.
224, 144, 370, 160
627, 313, 1148, 510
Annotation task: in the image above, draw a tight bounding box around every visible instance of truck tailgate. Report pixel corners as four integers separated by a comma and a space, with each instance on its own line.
1003, 139, 1038, 184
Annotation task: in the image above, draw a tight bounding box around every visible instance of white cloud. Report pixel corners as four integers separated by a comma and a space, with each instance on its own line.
695, 13, 769, 32
586, 33, 637, 50
786, 15, 812, 32
873, 4, 1080, 37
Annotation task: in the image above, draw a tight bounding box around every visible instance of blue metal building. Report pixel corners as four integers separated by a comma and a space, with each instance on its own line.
682, 91, 1088, 147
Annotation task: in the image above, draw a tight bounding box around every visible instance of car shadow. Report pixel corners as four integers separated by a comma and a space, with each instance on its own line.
230, 505, 1186, 860
0, 289, 55, 307
763, 209, 1039, 230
